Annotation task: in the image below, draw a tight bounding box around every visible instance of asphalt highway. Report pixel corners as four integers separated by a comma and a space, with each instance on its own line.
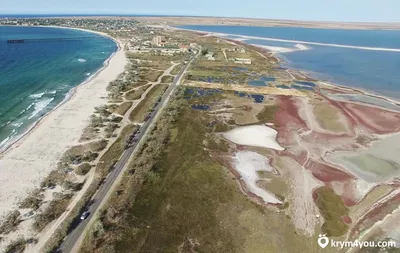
56, 52, 197, 253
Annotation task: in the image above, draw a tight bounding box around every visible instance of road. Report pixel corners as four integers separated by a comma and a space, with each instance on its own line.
57, 51, 198, 253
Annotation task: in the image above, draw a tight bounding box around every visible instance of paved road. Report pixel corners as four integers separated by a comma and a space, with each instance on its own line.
57, 52, 197, 253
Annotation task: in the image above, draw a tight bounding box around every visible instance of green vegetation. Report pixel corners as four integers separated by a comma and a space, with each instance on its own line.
315, 186, 349, 237
161, 75, 174, 83
138, 70, 163, 83
96, 124, 138, 177
81, 89, 319, 253
4, 238, 30, 253
41, 177, 104, 253
114, 102, 133, 116
33, 193, 73, 232
206, 137, 230, 152
124, 84, 151, 100
256, 105, 278, 123
170, 64, 181, 75
129, 84, 167, 122
313, 101, 347, 132
61, 139, 108, 165
0, 210, 21, 235
75, 163, 92, 176
19, 190, 43, 210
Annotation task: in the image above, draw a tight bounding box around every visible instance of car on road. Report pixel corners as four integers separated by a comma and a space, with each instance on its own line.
80, 211, 90, 220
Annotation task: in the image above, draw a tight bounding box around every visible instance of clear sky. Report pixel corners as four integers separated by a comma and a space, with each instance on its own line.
1, 0, 399, 22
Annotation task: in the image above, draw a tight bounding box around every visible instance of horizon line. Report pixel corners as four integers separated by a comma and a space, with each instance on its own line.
1, 13, 400, 24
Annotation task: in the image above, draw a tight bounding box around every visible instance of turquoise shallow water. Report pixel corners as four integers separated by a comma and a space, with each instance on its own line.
0, 26, 116, 149
178, 25, 400, 100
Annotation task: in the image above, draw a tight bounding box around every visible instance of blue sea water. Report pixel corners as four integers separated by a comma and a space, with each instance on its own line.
178, 25, 400, 99
0, 26, 117, 149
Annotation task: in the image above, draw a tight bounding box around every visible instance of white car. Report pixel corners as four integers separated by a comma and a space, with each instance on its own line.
80, 211, 90, 220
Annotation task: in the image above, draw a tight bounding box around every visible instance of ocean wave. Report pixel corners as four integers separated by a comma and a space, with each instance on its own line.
0, 120, 11, 128
28, 98, 54, 120
47, 90, 57, 94
86, 72, 91, 76
29, 92, 45, 99
78, 58, 87, 63
0, 136, 10, 147
18, 102, 35, 117
10, 122, 23, 128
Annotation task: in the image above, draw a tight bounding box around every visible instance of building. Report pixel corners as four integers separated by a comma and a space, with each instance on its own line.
205, 53, 216, 61
152, 36, 166, 47
234, 58, 252, 64
179, 44, 189, 52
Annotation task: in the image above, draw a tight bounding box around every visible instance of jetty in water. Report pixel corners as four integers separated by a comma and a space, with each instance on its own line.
6, 36, 99, 44
7, 39, 25, 43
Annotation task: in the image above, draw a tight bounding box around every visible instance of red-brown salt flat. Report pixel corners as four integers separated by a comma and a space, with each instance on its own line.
340, 102, 400, 134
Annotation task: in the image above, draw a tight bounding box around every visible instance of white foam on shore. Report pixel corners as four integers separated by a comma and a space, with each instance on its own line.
29, 92, 45, 99
27, 98, 54, 120
224, 125, 284, 151
232, 151, 282, 204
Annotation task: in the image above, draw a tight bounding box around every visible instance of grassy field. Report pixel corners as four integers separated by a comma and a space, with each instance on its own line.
114, 102, 133, 116
161, 75, 174, 83
129, 84, 168, 122
84, 92, 326, 253
315, 186, 349, 237
138, 70, 163, 83
96, 124, 138, 177
312, 99, 347, 133
170, 64, 181, 75
124, 84, 151, 100
256, 105, 279, 123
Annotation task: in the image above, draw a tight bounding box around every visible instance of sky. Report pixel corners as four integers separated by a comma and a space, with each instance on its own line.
0, 0, 399, 22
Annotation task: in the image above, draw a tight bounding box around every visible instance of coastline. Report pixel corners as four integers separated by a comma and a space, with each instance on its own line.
0, 26, 127, 220
0, 25, 119, 154
174, 26, 400, 106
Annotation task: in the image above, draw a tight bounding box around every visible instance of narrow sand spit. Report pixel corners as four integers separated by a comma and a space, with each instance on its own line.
253, 43, 311, 53
224, 125, 284, 151
232, 151, 282, 204
0, 37, 127, 220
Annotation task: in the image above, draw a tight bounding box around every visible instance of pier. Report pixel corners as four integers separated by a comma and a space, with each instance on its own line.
6, 36, 99, 44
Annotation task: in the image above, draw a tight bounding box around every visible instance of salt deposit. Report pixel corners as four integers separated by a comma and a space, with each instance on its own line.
232, 151, 282, 204
224, 125, 284, 150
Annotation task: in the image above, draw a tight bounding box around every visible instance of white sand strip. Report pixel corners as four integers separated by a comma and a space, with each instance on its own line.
0, 37, 127, 220
253, 43, 311, 53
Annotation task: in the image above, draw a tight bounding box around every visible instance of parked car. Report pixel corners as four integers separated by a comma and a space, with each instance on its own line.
80, 211, 90, 220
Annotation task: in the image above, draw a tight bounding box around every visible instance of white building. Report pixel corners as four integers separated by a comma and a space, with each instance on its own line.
234, 58, 252, 64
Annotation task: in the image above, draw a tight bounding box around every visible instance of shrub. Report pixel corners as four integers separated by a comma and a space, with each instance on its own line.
33, 194, 73, 232
75, 163, 92, 176
19, 190, 43, 210
0, 210, 21, 235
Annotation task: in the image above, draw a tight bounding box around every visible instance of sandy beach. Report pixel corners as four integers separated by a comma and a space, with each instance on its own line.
0, 28, 127, 220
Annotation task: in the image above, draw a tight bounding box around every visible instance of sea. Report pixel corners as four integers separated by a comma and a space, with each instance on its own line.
0, 26, 117, 150
178, 25, 400, 100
